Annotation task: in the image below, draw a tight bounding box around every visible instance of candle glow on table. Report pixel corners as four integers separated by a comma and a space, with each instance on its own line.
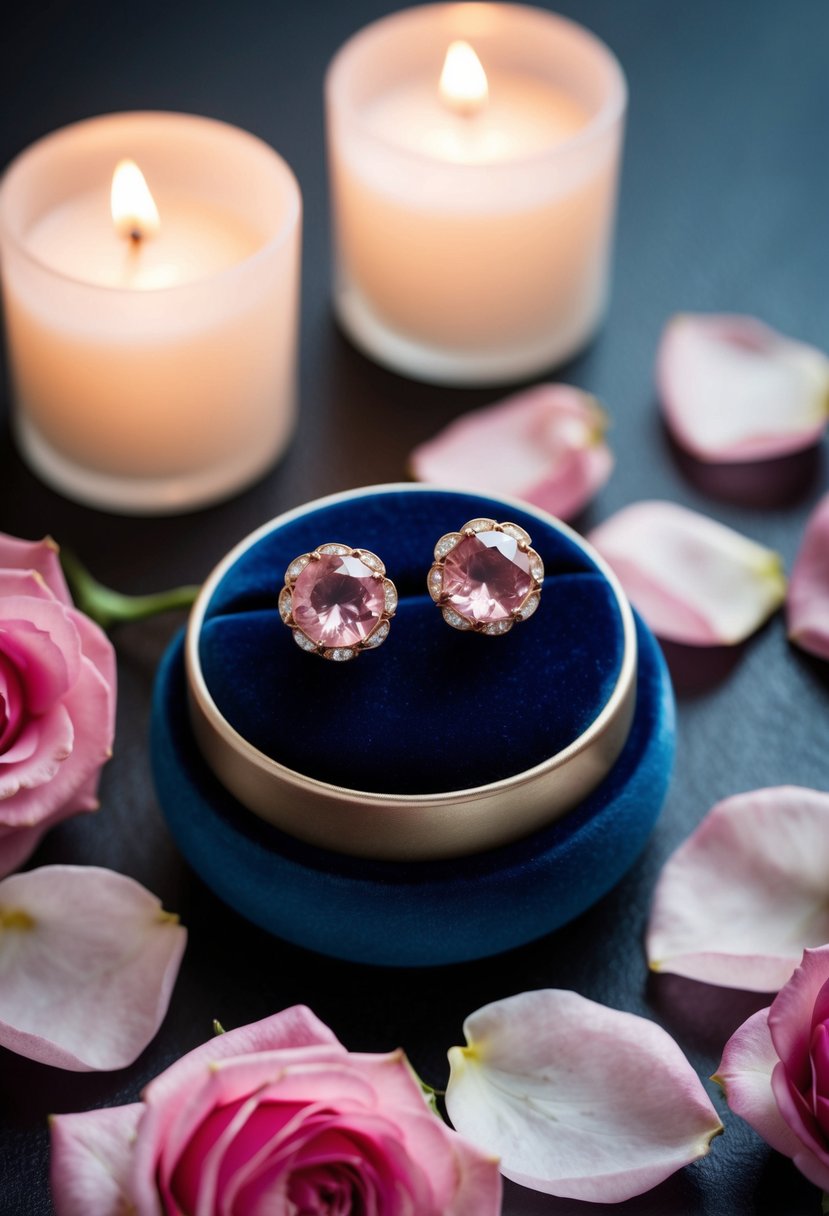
0, 113, 301, 513
326, 4, 627, 385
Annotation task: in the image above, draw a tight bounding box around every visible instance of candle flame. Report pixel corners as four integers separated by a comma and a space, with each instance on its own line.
111, 159, 160, 242
439, 41, 488, 116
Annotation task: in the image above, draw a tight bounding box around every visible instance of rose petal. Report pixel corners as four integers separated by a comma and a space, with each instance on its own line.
769, 1062, 829, 1191
0, 654, 112, 833
410, 384, 613, 521
647, 788, 829, 992
0, 599, 82, 714
445, 989, 722, 1203
0, 704, 74, 807
588, 500, 786, 645
715, 1008, 804, 1159
50, 1103, 144, 1216
788, 493, 829, 660
0, 865, 186, 1070
767, 947, 829, 1088
0, 569, 58, 604
67, 607, 117, 712
657, 314, 829, 463
0, 533, 72, 604
0, 820, 50, 876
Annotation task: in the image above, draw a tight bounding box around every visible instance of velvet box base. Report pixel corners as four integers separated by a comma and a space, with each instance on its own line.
151, 486, 675, 965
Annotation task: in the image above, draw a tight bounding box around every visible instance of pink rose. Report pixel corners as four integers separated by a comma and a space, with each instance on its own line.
0, 533, 115, 877
50, 1006, 502, 1216
718, 944, 829, 1190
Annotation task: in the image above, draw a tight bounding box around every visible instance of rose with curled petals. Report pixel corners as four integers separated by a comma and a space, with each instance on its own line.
50, 1006, 502, 1216
0, 534, 116, 876
718, 946, 829, 1193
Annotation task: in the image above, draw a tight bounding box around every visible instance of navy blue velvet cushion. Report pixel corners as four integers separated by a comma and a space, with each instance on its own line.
199, 489, 625, 793
151, 611, 674, 966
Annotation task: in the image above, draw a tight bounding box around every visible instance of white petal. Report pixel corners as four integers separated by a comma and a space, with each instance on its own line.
658, 314, 829, 462
589, 500, 786, 645
648, 787, 829, 991
0, 865, 186, 1070
446, 989, 722, 1203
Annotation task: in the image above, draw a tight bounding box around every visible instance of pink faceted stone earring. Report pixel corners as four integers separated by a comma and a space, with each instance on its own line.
280, 543, 398, 660
428, 519, 544, 635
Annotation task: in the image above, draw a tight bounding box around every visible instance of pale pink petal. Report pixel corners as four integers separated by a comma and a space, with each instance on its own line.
0, 533, 72, 604
131, 1007, 342, 1213
445, 989, 722, 1203
647, 788, 829, 992
50, 1104, 143, 1216
588, 500, 786, 645
658, 314, 829, 463
410, 384, 613, 521
0, 656, 112, 829
788, 493, 829, 660
0, 865, 186, 1071
715, 1009, 804, 1158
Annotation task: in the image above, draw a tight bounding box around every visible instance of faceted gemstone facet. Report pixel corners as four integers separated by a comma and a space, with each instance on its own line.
442, 531, 532, 623
292, 554, 385, 647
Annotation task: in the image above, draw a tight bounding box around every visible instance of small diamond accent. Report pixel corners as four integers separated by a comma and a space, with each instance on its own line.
442, 607, 472, 630
318, 543, 349, 556
464, 518, 497, 534
517, 592, 541, 620
483, 619, 513, 636
287, 555, 310, 580
354, 550, 383, 572
434, 533, 461, 559
278, 587, 293, 622
429, 567, 443, 589
529, 555, 545, 581
384, 582, 398, 613
293, 630, 317, 652
330, 648, 355, 662
501, 522, 531, 544
364, 620, 390, 648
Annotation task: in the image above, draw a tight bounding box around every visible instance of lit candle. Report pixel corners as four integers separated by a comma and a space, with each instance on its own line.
0, 113, 301, 513
326, 5, 627, 385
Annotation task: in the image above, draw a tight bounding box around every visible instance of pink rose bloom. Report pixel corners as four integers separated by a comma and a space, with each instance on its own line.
0, 534, 116, 877
718, 945, 829, 1190
51, 1006, 502, 1216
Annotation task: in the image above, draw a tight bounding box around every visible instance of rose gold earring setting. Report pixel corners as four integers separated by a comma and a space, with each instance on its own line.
427, 518, 544, 635
280, 543, 397, 661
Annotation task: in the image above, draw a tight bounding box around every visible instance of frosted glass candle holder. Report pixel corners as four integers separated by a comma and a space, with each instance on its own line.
0, 112, 301, 514
326, 3, 627, 386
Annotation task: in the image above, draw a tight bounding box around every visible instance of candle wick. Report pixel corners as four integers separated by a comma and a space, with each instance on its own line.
129, 228, 143, 246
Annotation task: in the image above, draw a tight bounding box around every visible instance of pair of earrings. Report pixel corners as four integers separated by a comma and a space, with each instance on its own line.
279, 518, 545, 662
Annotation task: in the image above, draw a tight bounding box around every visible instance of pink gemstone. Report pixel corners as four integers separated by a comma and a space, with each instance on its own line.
442, 531, 532, 623
292, 554, 385, 647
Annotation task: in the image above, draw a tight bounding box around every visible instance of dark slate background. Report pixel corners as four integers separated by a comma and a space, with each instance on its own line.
0, 1, 827, 1212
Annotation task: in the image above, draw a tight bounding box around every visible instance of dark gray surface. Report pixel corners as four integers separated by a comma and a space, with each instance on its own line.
1, 1, 828, 1212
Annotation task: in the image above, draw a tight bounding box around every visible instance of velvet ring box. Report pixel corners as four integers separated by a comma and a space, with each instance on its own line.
151, 484, 675, 966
